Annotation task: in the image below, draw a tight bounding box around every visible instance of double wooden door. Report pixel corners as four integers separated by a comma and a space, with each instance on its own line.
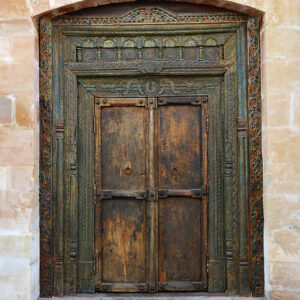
94, 96, 208, 293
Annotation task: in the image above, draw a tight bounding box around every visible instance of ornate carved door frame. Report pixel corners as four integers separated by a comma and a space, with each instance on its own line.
39, 3, 263, 297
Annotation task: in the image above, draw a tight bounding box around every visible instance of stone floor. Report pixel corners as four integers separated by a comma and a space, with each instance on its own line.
40, 293, 265, 300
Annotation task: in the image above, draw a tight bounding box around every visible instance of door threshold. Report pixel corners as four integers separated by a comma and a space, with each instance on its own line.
40, 292, 265, 299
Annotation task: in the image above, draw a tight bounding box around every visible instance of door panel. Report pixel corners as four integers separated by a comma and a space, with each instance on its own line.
95, 98, 149, 292
158, 105, 201, 189
101, 106, 147, 190
95, 96, 208, 292
158, 198, 202, 282
156, 97, 208, 291
102, 199, 147, 283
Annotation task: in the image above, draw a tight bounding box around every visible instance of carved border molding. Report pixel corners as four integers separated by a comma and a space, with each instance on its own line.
247, 17, 263, 297
39, 7, 263, 298
40, 17, 53, 296
53, 7, 248, 25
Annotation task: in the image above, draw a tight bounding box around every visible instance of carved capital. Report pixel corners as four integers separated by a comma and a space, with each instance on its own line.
237, 117, 247, 136
55, 119, 64, 139
225, 161, 233, 177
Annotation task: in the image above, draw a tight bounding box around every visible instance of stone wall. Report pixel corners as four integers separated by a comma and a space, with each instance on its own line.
0, 0, 299, 299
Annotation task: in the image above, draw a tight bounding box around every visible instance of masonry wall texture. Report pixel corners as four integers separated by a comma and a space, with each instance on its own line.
0, 0, 299, 299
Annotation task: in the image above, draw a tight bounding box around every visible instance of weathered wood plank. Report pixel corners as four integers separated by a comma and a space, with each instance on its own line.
95, 98, 148, 292
158, 104, 201, 189
157, 97, 208, 291
147, 97, 157, 293
102, 199, 147, 285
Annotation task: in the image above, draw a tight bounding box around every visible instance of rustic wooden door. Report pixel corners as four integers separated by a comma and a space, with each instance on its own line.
40, 3, 264, 297
94, 96, 208, 293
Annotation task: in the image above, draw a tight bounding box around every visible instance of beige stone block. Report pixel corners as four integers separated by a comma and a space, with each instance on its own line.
0, 233, 31, 259
266, 0, 300, 26
29, 0, 51, 16
264, 193, 300, 228
0, 98, 13, 124
0, 191, 34, 233
270, 291, 300, 300
0, 167, 8, 191
0, 209, 32, 233
9, 166, 34, 193
0, 192, 5, 214
0, 19, 36, 37
292, 92, 300, 129
31, 205, 39, 232
0, 276, 29, 300
264, 163, 300, 195
0, 0, 31, 18
1, 191, 33, 211
0, 257, 30, 300
0, 36, 36, 65
264, 193, 300, 262
265, 27, 300, 60
0, 129, 34, 166
266, 59, 300, 93
264, 128, 300, 164
50, 0, 112, 16
30, 259, 39, 299
269, 261, 300, 290
264, 93, 290, 128
71, 0, 113, 13
220, 0, 265, 15
15, 96, 35, 129
30, 229, 39, 264
268, 226, 300, 262
0, 64, 35, 92
50, 0, 83, 9
172, 0, 265, 15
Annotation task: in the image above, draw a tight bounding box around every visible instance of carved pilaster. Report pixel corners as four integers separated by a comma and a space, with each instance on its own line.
54, 119, 64, 296
39, 16, 53, 297
248, 17, 264, 297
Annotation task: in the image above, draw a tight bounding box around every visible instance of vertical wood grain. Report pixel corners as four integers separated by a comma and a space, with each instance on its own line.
147, 98, 157, 293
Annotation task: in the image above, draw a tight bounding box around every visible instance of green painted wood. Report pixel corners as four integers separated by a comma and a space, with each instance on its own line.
39, 3, 263, 297
78, 85, 95, 293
